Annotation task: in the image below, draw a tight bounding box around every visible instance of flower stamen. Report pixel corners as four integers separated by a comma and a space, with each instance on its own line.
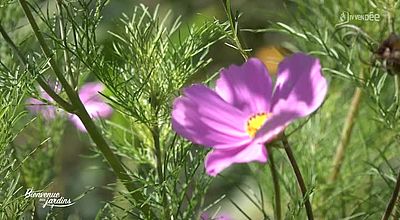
246, 112, 270, 138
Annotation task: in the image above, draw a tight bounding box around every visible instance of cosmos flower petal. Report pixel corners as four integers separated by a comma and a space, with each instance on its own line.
216, 214, 232, 220
26, 87, 57, 119
84, 100, 113, 118
67, 101, 112, 133
69, 86, 112, 132
254, 110, 300, 144
26, 98, 57, 119
172, 84, 250, 149
200, 212, 232, 220
270, 53, 327, 117
78, 82, 104, 103
68, 115, 87, 132
216, 58, 273, 114
205, 141, 267, 176
26, 82, 112, 132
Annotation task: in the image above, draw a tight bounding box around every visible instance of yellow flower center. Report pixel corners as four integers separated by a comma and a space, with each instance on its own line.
246, 112, 270, 138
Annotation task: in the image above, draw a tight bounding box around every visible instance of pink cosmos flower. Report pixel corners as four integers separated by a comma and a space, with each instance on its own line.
27, 86, 60, 120
172, 53, 327, 176
200, 212, 232, 220
27, 82, 113, 132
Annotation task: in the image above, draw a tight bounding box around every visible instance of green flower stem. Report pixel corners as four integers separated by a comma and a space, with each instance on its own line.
267, 146, 282, 220
393, 197, 400, 220
329, 85, 362, 182
150, 92, 169, 218
220, 0, 249, 60
382, 169, 400, 220
17, 0, 153, 216
387, 0, 395, 34
282, 134, 314, 220
74, 107, 156, 217
56, 0, 77, 89
395, 75, 400, 117
0, 24, 74, 113
18, 0, 77, 102
151, 125, 164, 185
151, 124, 170, 219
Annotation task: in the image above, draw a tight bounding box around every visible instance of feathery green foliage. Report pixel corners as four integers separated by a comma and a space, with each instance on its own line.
2, 0, 400, 219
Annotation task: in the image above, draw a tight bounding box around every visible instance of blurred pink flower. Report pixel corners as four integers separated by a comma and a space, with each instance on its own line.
27, 88, 58, 120
200, 212, 232, 220
172, 53, 327, 176
27, 82, 113, 132
68, 82, 113, 131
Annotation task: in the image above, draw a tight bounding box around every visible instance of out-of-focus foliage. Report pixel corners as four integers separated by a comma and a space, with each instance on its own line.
237, 0, 400, 219
0, 62, 33, 219
3, 0, 400, 219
